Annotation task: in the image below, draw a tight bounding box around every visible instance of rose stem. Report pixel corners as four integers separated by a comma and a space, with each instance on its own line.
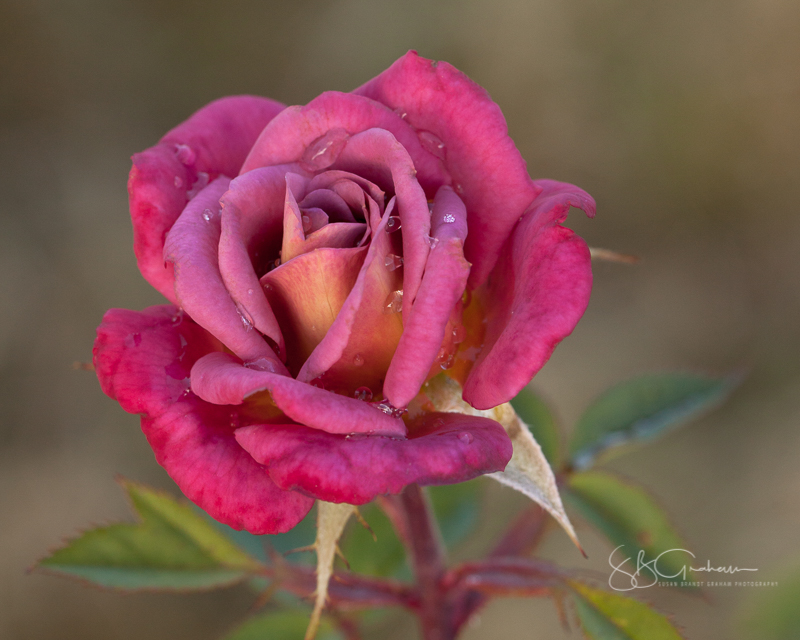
398, 484, 455, 640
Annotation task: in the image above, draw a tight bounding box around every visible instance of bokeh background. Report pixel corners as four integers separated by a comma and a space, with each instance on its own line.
2, 0, 799, 638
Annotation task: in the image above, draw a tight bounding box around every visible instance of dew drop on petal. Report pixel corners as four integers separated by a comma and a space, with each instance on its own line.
458, 432, 474, 445
373, 401, 407, 419
443, 213, 456, 224
202, 208, 214, 222
229, 412, 241, 429
418, 130, 446, 160
171, 309, 184, 325
394, 108, 408, 119
383, 290, 404, 314
354, 386, 373, 402
452, 325, 467, 344
353, 353, 365, 366
174, 143, 196, 166
428, 201, 435, 214
386, 216, 402, 233
426, 235, 440, 250
383, 254, 404, 271
245, 357, 280, 373
238, 308, 254, 331
301, 214, 312, 233
174, 176, 183, 188
247, 288, 254, 295
437, 346, 455, 370
301, 128, 349, 171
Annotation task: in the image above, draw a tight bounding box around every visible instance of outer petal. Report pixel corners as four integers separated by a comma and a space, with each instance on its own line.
235, 412, 512, 504
383, 186, 470, 408
462, 181, 596, 410
190, 352, 406, 437
239, 91, 449, 196
163, 177, 287, 369
354, 51, 541, 289
93, 305, 313, 534
129, 96, 286, 300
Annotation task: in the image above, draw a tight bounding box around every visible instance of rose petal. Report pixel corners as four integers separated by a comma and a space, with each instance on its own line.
300, 189, 356, 222
130, 96, 286, 301
261, 246, 367, 374
239, 92, 448, 196
354, 51, 542, 289
462, 181, 595, 410
190, 352, 406, 437
235, 411, 512, 504
296, 202, 403, 396
163, 177, 287, 368
383, 186, 471, 408
332, 128, 431, 320
93, 305, 313, 534
218, 165, 310, 354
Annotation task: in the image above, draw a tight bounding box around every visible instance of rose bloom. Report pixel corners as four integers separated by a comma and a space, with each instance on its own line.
94, 51, 595, 534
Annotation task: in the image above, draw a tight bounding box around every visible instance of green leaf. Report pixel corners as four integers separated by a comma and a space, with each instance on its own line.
38, 479, 263, 590
340, 503, 406, 578
222, 610, 341, 640
570, 581, 684, 639
564, 471, 691, 586
511, 387, 561, 467
569, 372, 741, 469
428, 479, 482, 547
743, 567, 800, 640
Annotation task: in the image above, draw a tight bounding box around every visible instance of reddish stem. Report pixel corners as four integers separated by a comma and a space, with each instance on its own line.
399, 484, 455, 640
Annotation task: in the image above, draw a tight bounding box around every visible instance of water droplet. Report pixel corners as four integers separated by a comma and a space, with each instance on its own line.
373, 401, 408, 419
418, 130, 446, 160
171, 310, 184, 325
245, 357, 279, 373
247, 288, 254, 295
174, 176, 183, 188
229, 412, 241, 429
238, 308, 253, 331
386, 216, 402, 233
383, 254, 404, 271
353, 353, 364, 366
187, 171, 210, 198
383, 290, 404, 314
426, 235, 440, 250
458, 432, 474, 445
202, 208, 214, 222
452, 325, 467, 344
273, 258, 281, 269
437, 346, 455, 370
443, 213, 456, 224
174, 143, 196, 165
354, 386, 373, 402
301, 214, 312, 233
454, 183, 464, 194
394, 108, 408, 119
263, 282, 274, 292
428, 201, 435, 214
301, 128, 349, 171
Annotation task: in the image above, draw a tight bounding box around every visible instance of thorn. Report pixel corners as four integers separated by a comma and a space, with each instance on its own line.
284, 544, 317, 557
589, 247, 640, 264
335, 545, 351, 571
353, 507, 377, 542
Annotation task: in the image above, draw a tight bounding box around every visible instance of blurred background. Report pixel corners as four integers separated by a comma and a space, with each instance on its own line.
1, 0, 798, 638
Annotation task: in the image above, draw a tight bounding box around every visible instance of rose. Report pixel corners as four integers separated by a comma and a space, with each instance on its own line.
93, 51, 595, 534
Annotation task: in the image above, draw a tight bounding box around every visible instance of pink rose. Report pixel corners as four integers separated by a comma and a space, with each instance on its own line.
93, 51, 595, 534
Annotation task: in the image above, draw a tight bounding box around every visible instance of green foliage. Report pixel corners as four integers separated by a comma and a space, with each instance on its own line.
570, 581, 684, 639
511, 387, 561, 468
743, 567, 800, 640
340, 503, 406, 578
564, 471, 691, 585
38, 480, 263, 590
569, 372, 740, 469
221, 610, 341, 640
428, 480, 482, 546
